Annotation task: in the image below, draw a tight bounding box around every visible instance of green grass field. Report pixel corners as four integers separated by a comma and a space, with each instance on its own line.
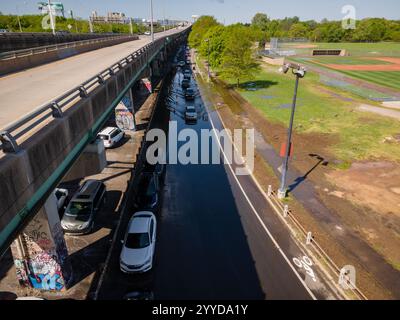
339, 70, 400, 90
227, 66, 400, 163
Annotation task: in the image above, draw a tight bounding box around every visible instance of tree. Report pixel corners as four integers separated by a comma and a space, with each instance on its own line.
199, 25, 226, 68
188, 16, 220, 49
221, 26, 260, 87
251, 13, 269, 31
289, 23, 310, 38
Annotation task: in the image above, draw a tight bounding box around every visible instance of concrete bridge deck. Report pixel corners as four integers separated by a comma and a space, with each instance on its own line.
0, 28, 185, 131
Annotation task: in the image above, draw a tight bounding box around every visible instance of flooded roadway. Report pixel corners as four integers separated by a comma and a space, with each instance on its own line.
97, 45, 338, 300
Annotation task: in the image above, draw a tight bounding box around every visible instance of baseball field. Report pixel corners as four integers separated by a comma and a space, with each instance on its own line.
287, 42, 400, 90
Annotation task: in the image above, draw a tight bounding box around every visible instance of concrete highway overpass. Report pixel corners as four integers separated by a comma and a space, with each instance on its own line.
0, 27, 190, 257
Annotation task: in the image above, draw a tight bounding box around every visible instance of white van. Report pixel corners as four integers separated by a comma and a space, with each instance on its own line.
98, 127, 125, 148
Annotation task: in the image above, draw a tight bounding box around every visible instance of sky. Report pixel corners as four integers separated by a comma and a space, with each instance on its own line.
1, 0, 399, 24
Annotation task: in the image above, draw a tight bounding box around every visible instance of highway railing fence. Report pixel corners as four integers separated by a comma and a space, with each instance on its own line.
0, 34, 139, 60
0, 30, 187, 153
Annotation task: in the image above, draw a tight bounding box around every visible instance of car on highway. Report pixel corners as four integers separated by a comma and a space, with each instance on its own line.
61, 180, 106, 234
185, 105, 197, 122
98, 127, 125, 148
120, 212, 157, 274
134, 173, 160, 211
185, 88, 195, 100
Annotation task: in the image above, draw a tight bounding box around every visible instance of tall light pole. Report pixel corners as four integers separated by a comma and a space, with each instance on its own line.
205, 38, 210, 81
277, 63, 307, 199
47, 0, 56, 35
150, 0, 154, 42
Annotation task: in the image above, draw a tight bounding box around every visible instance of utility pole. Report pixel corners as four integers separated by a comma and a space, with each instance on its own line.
205, 38, 210, 81
150, 0, 154, 42
47, 0, 56, 35
89, 16, 94, 33
16, 4, 23, 32
129, 18, 133, 35
277, 63, 307, 199
69, 10, 78, 33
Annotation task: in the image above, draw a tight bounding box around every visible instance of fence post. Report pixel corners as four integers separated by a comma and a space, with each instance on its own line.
306, 232, 313, 245
283, 205, 289, 218
267, 185, 272, 197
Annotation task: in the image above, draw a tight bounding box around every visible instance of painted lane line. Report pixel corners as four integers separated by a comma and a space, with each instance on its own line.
204, 105, 317, 300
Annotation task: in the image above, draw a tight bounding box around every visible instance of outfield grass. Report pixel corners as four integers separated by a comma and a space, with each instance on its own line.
228, 67, 400, 163
339, 70, 400, 90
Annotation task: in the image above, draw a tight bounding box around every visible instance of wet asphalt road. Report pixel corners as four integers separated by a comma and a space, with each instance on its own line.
97, 46, 336, 300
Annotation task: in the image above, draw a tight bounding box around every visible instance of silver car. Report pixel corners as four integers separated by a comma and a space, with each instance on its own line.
61, 180, 106, 235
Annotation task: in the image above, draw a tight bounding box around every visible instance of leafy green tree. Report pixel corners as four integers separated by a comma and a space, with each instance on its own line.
188, 15, 220, 48
221, 26, 260, 87
289, 23, 310, 38
251, 13, 270, 31
199, 25, 226, 68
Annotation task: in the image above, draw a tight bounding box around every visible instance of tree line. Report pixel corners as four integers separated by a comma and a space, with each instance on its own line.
0, 14, 168, 34
251, 13, 400, 43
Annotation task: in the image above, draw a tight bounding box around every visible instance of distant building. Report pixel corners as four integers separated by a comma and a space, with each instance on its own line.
90, 11, 130, 24
38, 2, 65, 17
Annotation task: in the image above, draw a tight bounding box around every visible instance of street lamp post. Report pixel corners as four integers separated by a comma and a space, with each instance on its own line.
47, 0, 56, 35
277, 63, 307, 199
150, 0, 154, 42
205, 38, 210, 80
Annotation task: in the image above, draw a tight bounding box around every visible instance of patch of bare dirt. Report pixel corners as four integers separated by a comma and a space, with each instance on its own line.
327, 161, 400, 218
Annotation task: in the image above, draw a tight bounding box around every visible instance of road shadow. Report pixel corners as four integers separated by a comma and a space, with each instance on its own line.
288, 154, 329, 193
67, 235, 111, 290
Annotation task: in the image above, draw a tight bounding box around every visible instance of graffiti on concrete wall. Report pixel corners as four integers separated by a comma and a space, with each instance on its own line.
11, 208, 69, 291
27, 251, 65, 291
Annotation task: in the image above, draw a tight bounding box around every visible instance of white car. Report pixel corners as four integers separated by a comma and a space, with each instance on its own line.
120, 212, 157, 273
98, 127, 125, 148
144, 31, 151, 35
185, 105, 197, 121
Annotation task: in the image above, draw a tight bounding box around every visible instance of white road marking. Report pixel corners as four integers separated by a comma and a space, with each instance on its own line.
203, 100, 317, 300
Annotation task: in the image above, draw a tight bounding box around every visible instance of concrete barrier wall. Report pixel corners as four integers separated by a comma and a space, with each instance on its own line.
0, 36, 139, 76
0, 32, 128, 53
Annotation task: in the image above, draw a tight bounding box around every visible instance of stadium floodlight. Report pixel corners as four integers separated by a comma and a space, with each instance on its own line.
277, 62, 307, 199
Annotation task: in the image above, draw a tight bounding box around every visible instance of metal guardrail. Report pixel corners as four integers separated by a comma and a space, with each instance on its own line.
0, 32, 181, 152
0, 34, 138, 60
266, 186, 368, 300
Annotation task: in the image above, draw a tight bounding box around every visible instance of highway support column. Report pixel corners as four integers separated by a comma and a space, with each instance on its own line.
10, 192, 72, 292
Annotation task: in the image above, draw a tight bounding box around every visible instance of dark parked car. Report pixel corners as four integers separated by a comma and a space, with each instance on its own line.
61, 180, 106, 234
182, 79, 190, 89
134, 173, 160, 211
185, 88, 195, 100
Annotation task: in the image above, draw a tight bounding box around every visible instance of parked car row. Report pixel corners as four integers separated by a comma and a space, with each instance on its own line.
120, 158, 166, 274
